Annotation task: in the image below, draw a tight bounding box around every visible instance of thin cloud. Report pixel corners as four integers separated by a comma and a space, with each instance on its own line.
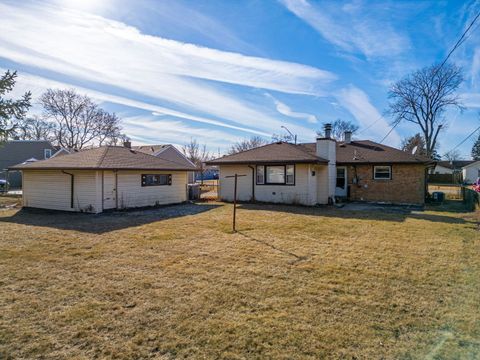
0, 2, 328, 140
265, 93, 317, 123
280, 0, 410, 58
335, 85, 401, 145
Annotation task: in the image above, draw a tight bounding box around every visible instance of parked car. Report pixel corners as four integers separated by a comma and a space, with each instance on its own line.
0, 179, 9, 192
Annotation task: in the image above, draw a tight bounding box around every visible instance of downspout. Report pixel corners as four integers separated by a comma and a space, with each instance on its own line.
248, 165, 255, 202
62, 170, 74, 209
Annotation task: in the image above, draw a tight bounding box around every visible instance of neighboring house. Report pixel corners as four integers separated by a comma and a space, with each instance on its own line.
432, 160, 479, 184
462, 160, 480, 184
206, 126, 433, 206
0, 140, 57, 188
10, 145, 198, 213
132, 144, 196, 184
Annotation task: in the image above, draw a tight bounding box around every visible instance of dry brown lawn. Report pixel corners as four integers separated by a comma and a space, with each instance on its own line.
0, 201, 479, 359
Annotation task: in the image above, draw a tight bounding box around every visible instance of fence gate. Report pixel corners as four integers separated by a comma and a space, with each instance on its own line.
199, 181, 219, 200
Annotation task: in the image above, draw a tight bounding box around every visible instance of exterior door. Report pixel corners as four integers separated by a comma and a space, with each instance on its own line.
335, 167, 347, 197
103, 171, 116, 210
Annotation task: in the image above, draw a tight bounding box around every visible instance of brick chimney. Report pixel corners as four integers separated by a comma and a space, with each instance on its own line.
123, 141, 131, 149
316, 123, 336, 203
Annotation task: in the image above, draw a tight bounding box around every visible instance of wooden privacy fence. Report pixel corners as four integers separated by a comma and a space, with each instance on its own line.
428, 173, 463, 184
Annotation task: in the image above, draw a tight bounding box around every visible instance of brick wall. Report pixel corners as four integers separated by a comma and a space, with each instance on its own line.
346, 164, 426, 205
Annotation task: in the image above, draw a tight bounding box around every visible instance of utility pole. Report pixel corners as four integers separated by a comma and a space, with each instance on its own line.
225, 173, 246, 232
281, 125, 297, 144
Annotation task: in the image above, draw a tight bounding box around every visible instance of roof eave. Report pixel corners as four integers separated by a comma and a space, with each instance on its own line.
205, 159, 328, 165
10, 166, 199, 171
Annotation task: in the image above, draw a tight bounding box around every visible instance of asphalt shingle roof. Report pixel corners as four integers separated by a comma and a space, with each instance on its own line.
206, 142, 328, 165
10, 146, 198, 171
132, 144, 170, 155
300, 140, 433, 164
206, 140, 433, 165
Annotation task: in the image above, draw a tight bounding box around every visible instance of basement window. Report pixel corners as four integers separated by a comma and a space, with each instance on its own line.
141, 174, 172, 186
374, 166, 392, 180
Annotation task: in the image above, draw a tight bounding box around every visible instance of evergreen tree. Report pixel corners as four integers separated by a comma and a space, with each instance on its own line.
472, 133, 480, 160
0, 70, 31, 139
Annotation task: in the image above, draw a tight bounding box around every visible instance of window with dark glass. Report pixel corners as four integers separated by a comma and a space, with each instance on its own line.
374, 166, 392, 180
141, 174, 172, 186
256, 165, 264, 184
336, 168, 346, 188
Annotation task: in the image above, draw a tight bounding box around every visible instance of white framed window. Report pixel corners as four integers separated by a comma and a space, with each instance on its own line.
256, 165, 264, 184
374, 166, 392, 180
141, 174, 172, 186
286, 165, 295, 185
44, 149, 52, 159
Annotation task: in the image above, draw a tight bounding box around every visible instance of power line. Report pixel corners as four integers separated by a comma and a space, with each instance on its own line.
378, 6, 480, 144
445, 125, 480, 154
379, 120, 400, 143
437, 8, 480, 70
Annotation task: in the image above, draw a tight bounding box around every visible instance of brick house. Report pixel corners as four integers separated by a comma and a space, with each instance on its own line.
206, 125, 433, 206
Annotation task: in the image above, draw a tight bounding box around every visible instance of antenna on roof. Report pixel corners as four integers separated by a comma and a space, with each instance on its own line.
411, 145, 418, 155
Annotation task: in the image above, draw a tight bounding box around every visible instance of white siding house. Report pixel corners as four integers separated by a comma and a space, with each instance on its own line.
206, 124, 433, 206
462, 161, 480, 184
11, 146, 197, 213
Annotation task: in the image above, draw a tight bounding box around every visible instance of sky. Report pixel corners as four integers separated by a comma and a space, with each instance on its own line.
0, 0, 479, 158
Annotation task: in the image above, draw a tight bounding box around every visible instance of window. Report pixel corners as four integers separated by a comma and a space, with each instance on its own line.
336, 168, 346, 188
266, 166, 285, 184
141, 174, 172, 186
256, 165, 264, 184
256, 165, 295, 185
374, 166, 392, 180
286, 165, 294, 185
44, 149, 52, 159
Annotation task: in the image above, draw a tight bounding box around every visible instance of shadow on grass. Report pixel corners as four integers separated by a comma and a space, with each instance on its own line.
0, 202, 221, 234
237, 201, 475, 225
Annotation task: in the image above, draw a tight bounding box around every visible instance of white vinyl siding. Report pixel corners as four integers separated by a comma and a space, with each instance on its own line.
462, 162, 480, 184
116, 171, 187, 209
22, 169, 188, 213
23, 170, 100, 212
219, 164, 320, 205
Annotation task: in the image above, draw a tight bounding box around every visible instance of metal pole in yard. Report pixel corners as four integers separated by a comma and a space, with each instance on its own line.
233, 174, 237, 232
225, 173, 246, 232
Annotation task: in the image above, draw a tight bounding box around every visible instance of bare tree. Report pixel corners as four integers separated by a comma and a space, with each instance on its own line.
40, 89, 123, 149
443, 149, 462, 162
401, 133, 427, 156
0, 70, 31, 140
182, 138, 210, 183
316, 119, 359, 140
182, 138, 210, 165
14, 116, 56, 141
228, 136, 268, 154
272, 133, 295, 143
388, 63, 463, 158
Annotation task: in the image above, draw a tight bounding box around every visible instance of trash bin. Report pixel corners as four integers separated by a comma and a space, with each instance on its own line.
432, 191, 445, 202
